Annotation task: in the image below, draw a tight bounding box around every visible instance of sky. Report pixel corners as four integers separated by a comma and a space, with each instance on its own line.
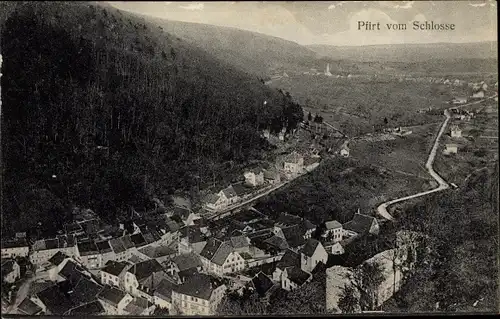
109, 1, 498, 46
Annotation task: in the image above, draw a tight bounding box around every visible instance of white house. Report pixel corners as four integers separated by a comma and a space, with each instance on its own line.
472, 88, 485, 98
204, 185, 240, 212
443, 144, 458, 155
98, 286, 134, 315
153, 278, 177, 311
330, 242, 345, 255
450, 125, 462, 138
77, 240, 102, 269
171, 273, 226, 315
1, 239, 30, 259
300, 239, 328, 273
322, 220, 343, 242
100, 260, 130, 287
122, 296, 156, 315
46, 251, 75, 281
109, 237, 132, 263
340, 146, 350, 157
283, 151, 304, 175
30, 235, 78, 266
199, 238, 245, 275
123, 259, 164, 296
244, 169, 265, 187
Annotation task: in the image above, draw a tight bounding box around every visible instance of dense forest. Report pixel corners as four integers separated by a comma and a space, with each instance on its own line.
0, 2, 302, 237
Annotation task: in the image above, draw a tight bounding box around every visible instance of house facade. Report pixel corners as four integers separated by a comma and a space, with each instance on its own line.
343, 213, 380, 238
322, 220, 343, 242
1, 259, 20, 283
30, 236, 78, 266
171, 274, 226, 315
300, 239, 328, 273
199, 239, 245, 275
244, 169, 265, 187
283, 152, 304, 175
1, 239, 30, 258
98, 286, 134, 315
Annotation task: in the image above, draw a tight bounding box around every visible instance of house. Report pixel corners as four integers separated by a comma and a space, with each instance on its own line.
280, 266, 312, 291
283, 151, 304, 175
300, 239, 328, 273
173, 207, 200, 227
123, 259, 164, 296
77, 240, 102, 269
452, 97, 467, 104
199, 238, 245, 275
30, 235, 78, 266
303, 156, 321, 172
130, 233, 148, 249
98, 285, 134, 315
263, 169, 281, 184
1, 238, 30, 258
329, 242, 345, 255
67, 300, 106, 316
136, 245, 177, 264
343, 213, 380, 237
272, 249, 300, 281
250, 272, 277, 301
322, 220, 343, 242
57, 260, 93, 286
1, 259, 20, 283
171, 273, 226, 315
443, 143, 458, 155
108, 237, 131, 262
17, 298, 43, 315
179, 226, 207, 255
229, 235, 251, 254
263, 235, 289, 253
169, 253, 203, 277
450, 125, 462, 138
472, 88, 485, 98
204, 185, 240, 211
244, 169, 265, 187
46, 251, 74, 281
153, 278, 177, 311
340, 145, 350, 157
122, 296, 156, 315
100, 261, 130, 287
232, 183, 254, 199
281, 225, 306, 251
96, 240, 115, 266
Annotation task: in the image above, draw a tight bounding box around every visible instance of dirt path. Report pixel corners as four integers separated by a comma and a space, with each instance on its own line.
376, 95, 497, 221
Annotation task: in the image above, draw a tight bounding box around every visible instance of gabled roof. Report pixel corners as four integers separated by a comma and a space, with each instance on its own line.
325, 220, 342, 230
130, 233, 147, 248
48, 251, 68, 267
36, 283, 75, 315
1, 259, 16, 278
172, 253, 203, 272
276, 249, 300, 270
139, 245, 176, 259
1, 238, 29, 249
173, 273, 224, 300
179, 225, 205, 243
67, 300, 105, 315
71, 277, 103, 305
232, 184, 253, 197
96, 240, 112, 254
124, 297, 152, 315
120, 235, 135, 250
263, 169, 280, 179
251, 272, 274, 297
77, 240, 99, 256
101, 260, 129, 277
230, 235, 250, 249
221, 185, 238, 198
205, 194, 220, 204
98, 286, 129, 306
285, 266, 311, 286
343, 213, 376, 234
199, 238, 233, 266
302, 219, 316, 230
263, 235, 289, 251
109, 238, 126, 254
301, 239, 322, 258
59, 261, 88, 285
282, 225, 306, 248
154, 278, 178, 302
127, 259, 163, 281
17, 298, 42, 315
173, 206, 192, 220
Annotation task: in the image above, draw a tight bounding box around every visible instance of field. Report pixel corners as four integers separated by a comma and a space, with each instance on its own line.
434, 99, 498, 185
270, 75, 460, 136
350, 122, 441, 180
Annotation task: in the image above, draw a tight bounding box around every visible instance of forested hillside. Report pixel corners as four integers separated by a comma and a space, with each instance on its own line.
0, 2, 302, 236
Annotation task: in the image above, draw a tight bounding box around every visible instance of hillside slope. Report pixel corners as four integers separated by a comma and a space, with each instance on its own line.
125, 14, 319, 77
0, 2, 302, 236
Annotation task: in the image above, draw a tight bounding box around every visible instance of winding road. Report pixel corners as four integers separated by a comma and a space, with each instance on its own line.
376, 95, 496, 221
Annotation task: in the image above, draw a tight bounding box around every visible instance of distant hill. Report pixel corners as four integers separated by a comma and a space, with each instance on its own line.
307, 42, 498, 63
0, 2, 302, 236
125, 14, 320, 77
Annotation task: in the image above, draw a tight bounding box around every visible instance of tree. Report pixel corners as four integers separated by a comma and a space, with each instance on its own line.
338, 284, 360, 313
217, 290, 267, 315
352, 261, 385, 311
308, 112, 313, 122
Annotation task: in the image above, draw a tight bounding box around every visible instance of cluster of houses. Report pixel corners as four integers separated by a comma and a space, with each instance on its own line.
204, 151, 320, 213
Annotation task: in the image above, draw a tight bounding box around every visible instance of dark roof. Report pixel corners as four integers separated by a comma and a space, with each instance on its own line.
77, 240, 99, 256
286, 267, 310, 286
251, 272, 274, 297
17, 298, 42, 315
67, 300, 105, 315
232, 184, 253, 197
109, 238, 126, 254
178, 267, 200, 281
153, 307, 169, 316
127, 259, 163, 281
282, 225, 306, 248
200, 238, 232, 266
59, 261, 84, 283
120, 235, 135, 249
36, 283, 75, 315
276, 212, 303, 227
172, 253, 203, 272
48, 251, 68, 267
102, 261, 129, 277
276, 250, 300, 270
230, 235, 249, 249
300, 239, 321, 258
124, 296, 152, 315
221, 185, 238, 198
71, 277, 103, 305
302, 219, 316, 230
153, 278, 177, 302
28, 281, 54, 297
130, 233, 147, 248
343, 213, 376, 234
166, 218, 180, 233
173, 207, 191, 220
98, 285, 128, 306
139, 245, 176, 259
95, 240, 112, 254
263, 236, 289, 251
173, 273, 224, 300
64, 222, 83, 234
